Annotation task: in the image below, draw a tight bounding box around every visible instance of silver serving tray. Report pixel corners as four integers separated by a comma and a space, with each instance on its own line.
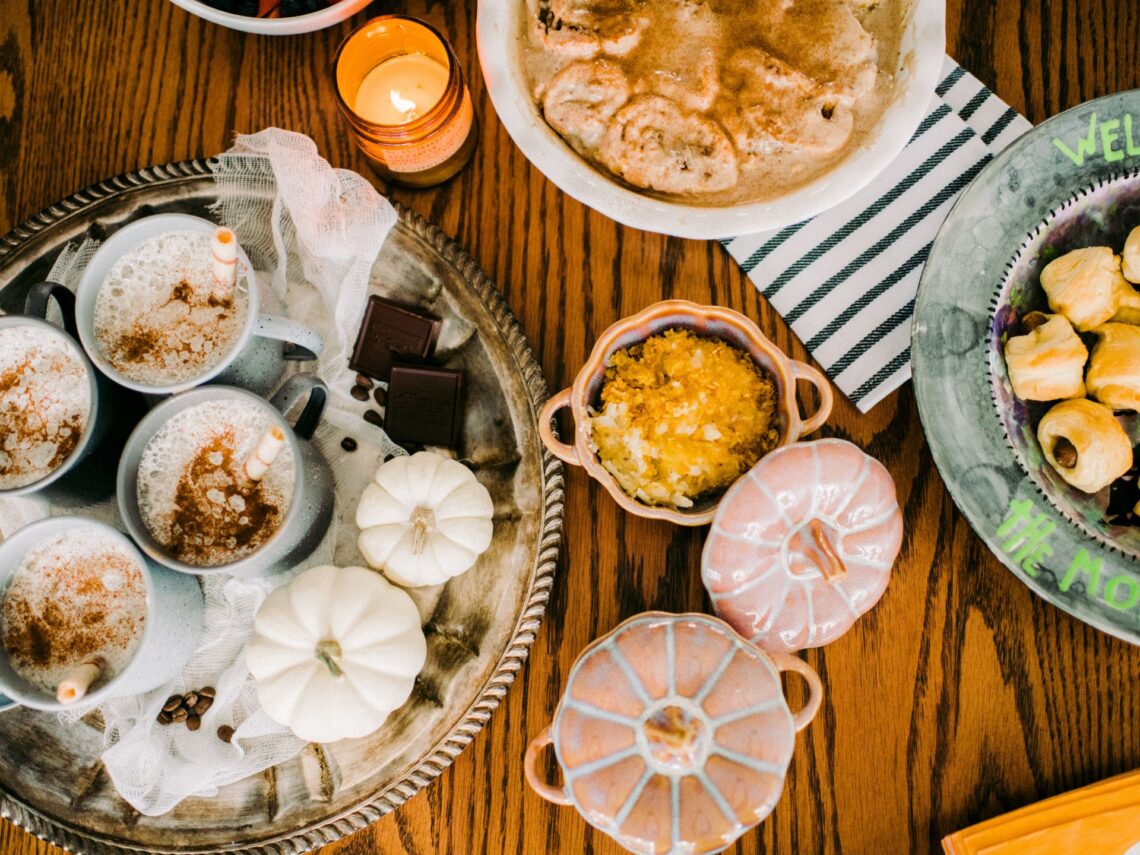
0, 159, 564, 853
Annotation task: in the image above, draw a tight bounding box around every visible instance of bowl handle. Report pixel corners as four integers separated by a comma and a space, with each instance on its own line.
539, 388, 580, 466
790, 361, 833, 436
770, 653, 823, 733
524, 726, 573, 805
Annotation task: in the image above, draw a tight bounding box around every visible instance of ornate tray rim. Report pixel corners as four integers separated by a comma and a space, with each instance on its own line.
912, 90, 1140, 646
0, 158, 565, 854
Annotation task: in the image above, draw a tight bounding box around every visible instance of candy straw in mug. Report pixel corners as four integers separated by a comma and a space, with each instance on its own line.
56, 656, 106, 705
210, 227, 238, 299
244, 426, 285, 482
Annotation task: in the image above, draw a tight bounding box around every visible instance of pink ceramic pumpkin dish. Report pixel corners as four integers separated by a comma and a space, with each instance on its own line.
539, 300, 833, 526
524, 612, 823, 854
702, 439, 903, 654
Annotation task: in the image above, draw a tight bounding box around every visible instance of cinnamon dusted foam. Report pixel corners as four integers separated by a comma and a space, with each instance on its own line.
137, 399, 295, 567
1, 529, 147, 696
93, 230, 249, 387
0, 325, 91, 490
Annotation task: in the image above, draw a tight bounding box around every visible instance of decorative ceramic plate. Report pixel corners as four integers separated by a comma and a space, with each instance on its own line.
0, 160, 564, 853
913, 90, 1140, 644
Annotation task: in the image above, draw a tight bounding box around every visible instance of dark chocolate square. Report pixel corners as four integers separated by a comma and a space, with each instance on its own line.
349, 296, 441, 381
385, 365, 464, 448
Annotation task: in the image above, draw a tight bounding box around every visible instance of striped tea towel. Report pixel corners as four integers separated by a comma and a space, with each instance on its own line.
723, 57, 1032, 411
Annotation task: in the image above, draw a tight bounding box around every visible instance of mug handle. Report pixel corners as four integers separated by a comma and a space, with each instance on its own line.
256, 314, 325, 362
524, 726, 573, 806
538, 389, 580, 466
769, 653, 824, 732
24, 282, 79, 338
270, 373, 328, 441
790, 360, 833, 436
0, 693, 18, 712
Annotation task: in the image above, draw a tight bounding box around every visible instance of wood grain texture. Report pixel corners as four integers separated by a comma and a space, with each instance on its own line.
0, 0, 1138, 852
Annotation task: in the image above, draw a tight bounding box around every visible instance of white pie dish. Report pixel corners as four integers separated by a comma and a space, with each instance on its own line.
476, 0, 946, 239
167, 0, 370, 35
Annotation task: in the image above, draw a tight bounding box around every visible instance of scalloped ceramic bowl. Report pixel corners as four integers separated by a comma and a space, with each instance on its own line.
476, 0, 945, 238
538, 300, 833, 526
989, 171, 1140, 557
167, 0, 370, 34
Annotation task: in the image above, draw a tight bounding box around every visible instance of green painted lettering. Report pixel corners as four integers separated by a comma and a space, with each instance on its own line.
1061, 549, 1102, 597
997, 498, 1035, 537
1125, 114, 1140, 156
1105, 575, 1140, 611
1019, 542, 1051, 577
1053, 112, 1099, 166
1101, 119, 1124, 162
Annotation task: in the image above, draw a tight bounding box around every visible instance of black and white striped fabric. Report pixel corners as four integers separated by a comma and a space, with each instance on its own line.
722, 57, 1031, 411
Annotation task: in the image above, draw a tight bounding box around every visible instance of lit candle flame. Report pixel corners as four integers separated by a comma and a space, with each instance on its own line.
390, 89, 418, 118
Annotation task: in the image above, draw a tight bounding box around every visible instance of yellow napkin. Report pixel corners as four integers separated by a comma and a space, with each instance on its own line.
943, 770, 1140, 854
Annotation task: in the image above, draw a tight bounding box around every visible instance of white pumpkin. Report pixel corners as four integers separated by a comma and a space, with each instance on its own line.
355, 452, 494, 587
246, 565, 427, 744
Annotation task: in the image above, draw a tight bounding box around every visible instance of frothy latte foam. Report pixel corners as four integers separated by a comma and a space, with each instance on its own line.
0, 324, 91, 490
138, 398, 296, 567
94, 230, 250, 387
2, 529, 147, 696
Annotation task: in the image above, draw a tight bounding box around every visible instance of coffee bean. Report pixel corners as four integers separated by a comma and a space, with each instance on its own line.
1054, 437, 1079, 468
355, 374, 374, 389
171, 707, 189, 722
193, 696, 213, 716
351, 385, 371, 401
162, 695, 183, 713
341, 437, 358, 452
187, 714, 201, 732
184, 691, 199, 708
199, 686, 216, 700
363, 409, 383, 427
157, 710, 173, 724
373, 386, 387, 407
217, 725, 235, 743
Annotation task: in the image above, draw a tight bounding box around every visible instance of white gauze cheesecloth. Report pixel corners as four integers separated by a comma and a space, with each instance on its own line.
0, 128, 403, 815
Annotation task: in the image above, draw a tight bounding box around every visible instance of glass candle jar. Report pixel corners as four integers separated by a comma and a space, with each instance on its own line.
333, 15, 478, 189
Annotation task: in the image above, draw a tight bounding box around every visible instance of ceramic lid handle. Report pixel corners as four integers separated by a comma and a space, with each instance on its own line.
770, 653, 824, 732
524, 726, 573, 806
790, 360, 833, 436
538, 388, 580, 466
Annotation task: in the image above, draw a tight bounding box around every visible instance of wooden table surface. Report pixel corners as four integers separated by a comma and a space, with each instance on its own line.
2, 0, 1139, 852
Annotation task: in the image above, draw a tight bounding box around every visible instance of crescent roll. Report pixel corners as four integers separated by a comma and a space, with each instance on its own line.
1111, 278, 1140, 324
1040, 246, 1127, 331
1004, 314, 1087, 401
1037, 398, 1132, 493
1087, 322, 1140, 411
1123, 226, 1140, 284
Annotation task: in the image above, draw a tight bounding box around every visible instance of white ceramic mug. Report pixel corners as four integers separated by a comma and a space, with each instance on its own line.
75, 213, 324, 396
116, 376, 335, 578
0, 517, 204, 712
0, 283, 146, 506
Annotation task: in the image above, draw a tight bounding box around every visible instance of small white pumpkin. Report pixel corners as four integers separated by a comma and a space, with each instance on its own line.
246, 564, 427, 744
355, 451, 494, 587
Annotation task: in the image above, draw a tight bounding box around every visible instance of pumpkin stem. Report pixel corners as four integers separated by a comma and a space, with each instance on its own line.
315, 639, 344, 678
410, 507, 435, 556
810, 519, 847, 583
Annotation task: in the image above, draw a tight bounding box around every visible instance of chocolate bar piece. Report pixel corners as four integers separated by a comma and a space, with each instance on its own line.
385, 365, 464, 448
350, 296, 441, 381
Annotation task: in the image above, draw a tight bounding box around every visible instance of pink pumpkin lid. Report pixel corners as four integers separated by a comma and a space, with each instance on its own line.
527, 612, 822, 855
702, 439, 903, 654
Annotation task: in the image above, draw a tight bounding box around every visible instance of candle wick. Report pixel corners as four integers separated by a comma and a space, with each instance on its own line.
390, 89, 418, 117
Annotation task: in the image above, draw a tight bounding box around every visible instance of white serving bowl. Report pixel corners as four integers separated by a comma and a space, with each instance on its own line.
167, 0, 370, 34
476, 1, 945, 239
